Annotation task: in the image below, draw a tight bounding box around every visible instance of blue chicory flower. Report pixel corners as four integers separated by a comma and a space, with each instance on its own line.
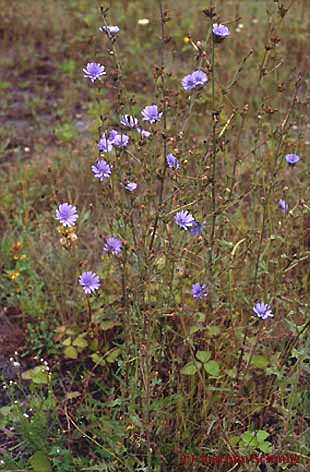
212, 23, 230, 41
113, 133, 129, 147
92, 160, 112, 181
137, 128, 152, 138
182, 70, 208, 90
141, 105, 163, 124
99, 25, 120, 35
79, 271, 100, 294
253, 302, 273, 320
278, 199, 288, 213
83, 62, 106, 83
191, 283, 208, 299
55, 203, 78, 227
125, 181, 137, 192
120, 114, 138, 128
98, 133, 113, 152
166, 153, 179, 169
191, 222, 206, 236
103, 237, 122, 255
285, 153, 300, 166
175, 210, 195, 230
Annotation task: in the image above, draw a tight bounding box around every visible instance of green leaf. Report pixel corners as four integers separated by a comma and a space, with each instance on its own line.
207, 325, 221, 336
251, 355, 269, 369
21, 366, 49, 384
226, 368, 237, 378
229, 435, 240, 447
240, 431, 255, 445
189, 325, 200, 335
90, 353, 105, 366
72, 335, 88, 349
180, 361, 201, 375
196, 350, 211, 364
64, 346, 78, 359
258, 441, 272, 453
204, 360, 220, 377
30, 451, 52, 472
256, 430, 269, 442
106, 348, 121, 363
62, 337, 72, 346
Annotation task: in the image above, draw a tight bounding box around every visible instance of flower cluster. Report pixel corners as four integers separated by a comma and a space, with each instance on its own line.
60, 17, 285, 327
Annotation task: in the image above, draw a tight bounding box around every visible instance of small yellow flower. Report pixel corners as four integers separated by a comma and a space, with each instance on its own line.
183, 36, 190, 44
126, 424, 135, 431
7, 271, 20, 282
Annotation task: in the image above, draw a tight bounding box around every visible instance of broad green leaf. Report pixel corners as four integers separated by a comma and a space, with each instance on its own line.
72, 335, 88, 348
22, 366, 49, 384
251, 355, 269, 369
229, 435, 240, 447
180, 361, 201, 375
90, 353, 105, 366
258, 442, 272, 453
256, 430, 269, 442
64, 346, 78, 359
240, 431, 255, 445
62, 337, 72, 346
196, 350, 211, 364
30, 451, 52, 472
226, 368, 237, 378
207, 325, 221, 336
204, 360, 220, 377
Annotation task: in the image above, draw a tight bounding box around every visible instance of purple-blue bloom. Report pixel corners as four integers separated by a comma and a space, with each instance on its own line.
253, 302, 273, 320
103, 237, 122, 255
191, 221, 206, 236
278, 199, 288, 213
191, 283, 208, 300
212, 23, 230, 41
121, 114, 138, 128
182, 73, 196, 90
137, 128, 152, 138
55, 203, 78, 227
83, 62, 106, 83
99, 25, 120, 35
166, 153, 179, 169
92, 160, 112, 181
125, 181, 137, 192
141, 105, 163, 124
175, 210, 195, 230
79, 271, 100, 295
182, 70, 208, 90
113, 133, 129, 147
98, 133, 113, 152
285, 153, 300, 166
108, 129, 118, 142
